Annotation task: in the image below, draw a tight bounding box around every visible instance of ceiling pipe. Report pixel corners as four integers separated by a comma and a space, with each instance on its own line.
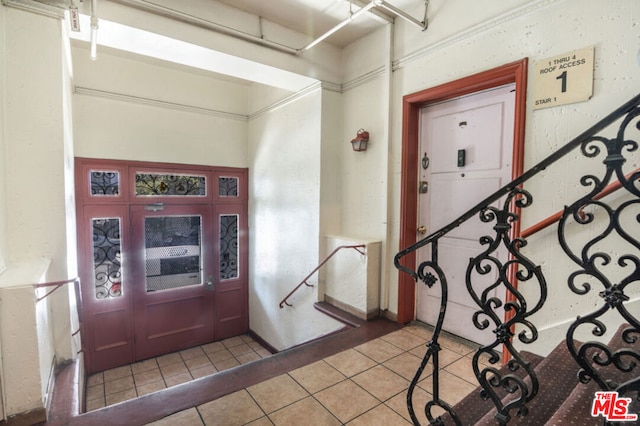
297, 0, 377, 54
90, 0, 98, 59
374, 0, 428, 31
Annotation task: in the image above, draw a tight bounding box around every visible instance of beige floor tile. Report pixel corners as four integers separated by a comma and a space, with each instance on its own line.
383, 352, 429, 381
324, 349, 377, 377
214, 357, 240, 371
347, 403, 411, 425
438, 334, 476, 356
355, 338, 404, 363
289, 360, 346, 394
247, 374, 309, 414
445, 356, 478, 385
268, 396, 341, 426
146, 407, 204, 426
237, 351, 261, 364
87, 373, 104, 387
134, 368, 163, 387
185, 355, 212, 371
256, 348, 273, 358
131, 358, 159, 375
207, 348, 233, 363
402, 324, 434, 340
201, 341, 225, 354
380, 329, 427, 351
249, 341, 266, 350
228, 342, 253, 357
137, 380, 166, 396
165, 372, 193, 388
221, 336, 245, 348
351, 365, 409, 402
105, 375, 135, 395
198, 390, 265, 426
105, 388, 137, 406
157, 352, 183, 367
245, 416, 274, 426
385, 386, 433, 424
85, 397, 106, 412
160, 361, 188, 378
410, 345, 463, 370
418, 369, 477, 406
190, 364, 217, 379
180, 346, 206, 361
314, 380, 379, 424
103, 365, 132, 382
86, 384, 105, 401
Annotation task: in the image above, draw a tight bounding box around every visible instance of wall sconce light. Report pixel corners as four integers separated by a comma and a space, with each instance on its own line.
350, 129, 370, 152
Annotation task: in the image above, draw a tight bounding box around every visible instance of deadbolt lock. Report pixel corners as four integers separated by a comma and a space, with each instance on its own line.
417, 225, 427, 235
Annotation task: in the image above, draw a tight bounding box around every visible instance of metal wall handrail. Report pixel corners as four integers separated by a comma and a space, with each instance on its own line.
34, 277, 80, 303
520, 166, 640, 238
279, 245, 365, 308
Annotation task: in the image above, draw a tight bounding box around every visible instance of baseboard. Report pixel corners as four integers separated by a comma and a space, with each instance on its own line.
323, 295, 380, 321
248, 329, 278, 354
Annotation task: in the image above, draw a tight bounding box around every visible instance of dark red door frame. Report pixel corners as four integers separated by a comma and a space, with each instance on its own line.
397, 58, 529, 324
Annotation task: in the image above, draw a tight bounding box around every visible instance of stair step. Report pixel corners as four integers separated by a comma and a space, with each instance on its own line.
475, 340, 583, 425
435, 351, 544, 425
548, 323, 639, 426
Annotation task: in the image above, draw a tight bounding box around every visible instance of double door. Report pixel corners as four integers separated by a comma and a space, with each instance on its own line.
76, 159, 248, 373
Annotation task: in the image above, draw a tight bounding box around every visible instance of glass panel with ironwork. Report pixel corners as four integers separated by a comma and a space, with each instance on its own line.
144, 215, 203, 292
136, 173, 206, 197
220, 214, 238, 280
90, 171, 120, 196
92, 218, 123, 299
218, 177, 238, 197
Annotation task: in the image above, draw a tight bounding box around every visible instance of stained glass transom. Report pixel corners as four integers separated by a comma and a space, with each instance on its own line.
91, 171, 120, 196
136, 173, 206, 197
220, 214, 238, 280
219, 177, 238, 197
144, 216, 203, 292
92, 218, 122, 299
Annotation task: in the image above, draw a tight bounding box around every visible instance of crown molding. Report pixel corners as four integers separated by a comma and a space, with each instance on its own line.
74, 86, 248, 121
393, 0, 560, 71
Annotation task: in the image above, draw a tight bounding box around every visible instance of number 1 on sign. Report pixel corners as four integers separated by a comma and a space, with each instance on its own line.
556, 71, 567, 93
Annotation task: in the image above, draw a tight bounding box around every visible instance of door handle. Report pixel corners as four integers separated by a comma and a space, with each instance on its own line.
417, 225, 427, 235
206, 275, 215, 291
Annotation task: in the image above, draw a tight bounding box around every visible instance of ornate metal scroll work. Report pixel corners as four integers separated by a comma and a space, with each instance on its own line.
465, 188, 547, 424
561, 107, 640, 408
93, 218, 122, 299
408, 262, 462, 425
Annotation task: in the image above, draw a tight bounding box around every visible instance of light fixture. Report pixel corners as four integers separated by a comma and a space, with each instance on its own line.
350, 129, 369, 152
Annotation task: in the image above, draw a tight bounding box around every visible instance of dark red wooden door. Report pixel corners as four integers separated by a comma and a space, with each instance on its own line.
130, 204, 215, 360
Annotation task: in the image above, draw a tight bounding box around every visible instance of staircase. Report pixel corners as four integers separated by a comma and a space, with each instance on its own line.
394, 94, 640, 425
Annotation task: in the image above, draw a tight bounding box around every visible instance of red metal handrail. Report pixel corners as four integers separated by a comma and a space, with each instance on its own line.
521, 167, 640, 238
35, 277, 80, 302
279, 245, 366, 308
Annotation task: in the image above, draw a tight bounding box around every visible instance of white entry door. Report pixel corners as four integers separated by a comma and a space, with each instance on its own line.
416, 84, 515, 345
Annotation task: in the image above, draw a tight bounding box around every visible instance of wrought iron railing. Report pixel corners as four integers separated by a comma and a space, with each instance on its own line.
394, 93, 640, 425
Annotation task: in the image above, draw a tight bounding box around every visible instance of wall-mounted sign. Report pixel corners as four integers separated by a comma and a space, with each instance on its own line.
533, 47, 594, 110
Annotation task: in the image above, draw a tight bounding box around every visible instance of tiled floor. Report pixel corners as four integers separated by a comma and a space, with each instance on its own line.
143, 324, 483, 425
85, 334, 273, 411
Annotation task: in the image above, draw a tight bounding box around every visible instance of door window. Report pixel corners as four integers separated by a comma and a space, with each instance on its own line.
144, 215, 203, 292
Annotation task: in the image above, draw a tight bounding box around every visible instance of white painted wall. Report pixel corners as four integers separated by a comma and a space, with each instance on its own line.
0, 6, 75, 417
377, 0, 640, 353
248, 87, 343, 351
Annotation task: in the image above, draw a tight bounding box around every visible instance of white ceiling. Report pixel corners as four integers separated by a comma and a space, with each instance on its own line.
198, 0, 418, 48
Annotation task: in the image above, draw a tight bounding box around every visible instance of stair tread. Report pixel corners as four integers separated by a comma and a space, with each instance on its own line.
475, 340, 583, 425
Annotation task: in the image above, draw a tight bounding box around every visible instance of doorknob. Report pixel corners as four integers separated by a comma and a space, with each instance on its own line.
417, 225, 427, 235
206, 275, 214, 291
